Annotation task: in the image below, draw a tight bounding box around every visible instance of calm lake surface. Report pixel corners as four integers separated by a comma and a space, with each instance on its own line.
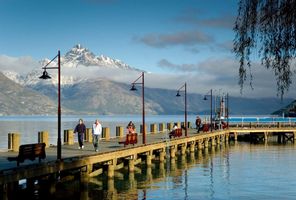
2, 115, 296, 199
10, 142, 296, 200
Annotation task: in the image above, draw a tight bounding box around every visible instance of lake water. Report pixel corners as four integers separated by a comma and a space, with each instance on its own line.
2, 115, 296, 199
10, 142, 296, 200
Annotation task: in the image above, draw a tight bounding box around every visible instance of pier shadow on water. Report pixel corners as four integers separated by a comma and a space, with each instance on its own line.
4, 144, 229, 200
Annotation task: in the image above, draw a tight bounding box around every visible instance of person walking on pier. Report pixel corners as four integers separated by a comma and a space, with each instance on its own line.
92, 119, 102, 152
195, 116, 202, 133
74, 119, 86, 149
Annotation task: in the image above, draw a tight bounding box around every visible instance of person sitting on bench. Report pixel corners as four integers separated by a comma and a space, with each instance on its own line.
169, 123, 178, 139
126, 121, 136, 134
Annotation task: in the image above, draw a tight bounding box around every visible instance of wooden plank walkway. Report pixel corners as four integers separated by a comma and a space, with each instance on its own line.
0, 129, 195, 171
1, 126, 296, 186
1, 126, 296, 171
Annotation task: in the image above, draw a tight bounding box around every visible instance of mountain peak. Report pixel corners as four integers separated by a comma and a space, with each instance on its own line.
75, 44, 82, 49
62, 44, 96, 67
60, 44, 142, 71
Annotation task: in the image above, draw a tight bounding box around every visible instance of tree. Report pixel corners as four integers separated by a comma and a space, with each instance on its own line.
233, 0, 296, 98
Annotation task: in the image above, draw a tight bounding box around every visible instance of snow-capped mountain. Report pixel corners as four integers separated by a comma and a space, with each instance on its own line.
2, 44, 143, 86
39, 44, 140, 71
2, 70, 24, 85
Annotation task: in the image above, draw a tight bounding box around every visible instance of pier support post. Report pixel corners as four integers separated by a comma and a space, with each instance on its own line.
107, 164, 114, 179
140, 124, 147, 135
159, 123, 165, 132
150, 124, 157, 134
177, 122, 181, 128
197, 149, 203, 161
107, 159, 117, 178
167, 122, 174, 131
264, 132, 268, 142
170, 158, 176, 171
197, 139, 203, 150
220, 134, 225, 143
225, 133, 229, 142
159, 148, 165, 162
211, 137, 216, 146
146, 151, 152, 166
107, 178, 116, 199
170, 145, 176, 158
102, 127, 110, 141
128, 159, 135, 172
181, 143, 187, 155
294, 132, 296, 143
38, 131, 49, 148
216, 135, 220, 145
8, 133, 20, 152
190, 141, 196, 152
190, 152, 195, 163
128, 172, 136, 189
85, 128, 93, 142
64, 129, 74, 145
159, 162, 165, 178
188, 122, 192, 129
116, 126, 124, 138
146, 167, 152, 182
234, 132, 238, 141
204, 138, 209, 148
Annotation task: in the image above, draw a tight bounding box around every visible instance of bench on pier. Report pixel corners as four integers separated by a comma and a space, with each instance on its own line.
169, 128, 182, 139
7, 143, 46, 166
119, 133, 138, 147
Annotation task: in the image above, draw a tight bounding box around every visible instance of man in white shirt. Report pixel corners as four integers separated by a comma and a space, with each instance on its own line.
92, 119, 102, 152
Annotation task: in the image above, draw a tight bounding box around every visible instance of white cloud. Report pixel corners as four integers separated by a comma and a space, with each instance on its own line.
0, 55, 38, 74
1, 54, 296, 99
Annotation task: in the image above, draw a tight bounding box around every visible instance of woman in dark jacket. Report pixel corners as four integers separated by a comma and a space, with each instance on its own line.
74, 119, 86, 149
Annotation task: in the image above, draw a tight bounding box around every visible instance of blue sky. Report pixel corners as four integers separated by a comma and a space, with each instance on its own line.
0, 0, 236, 71
0, 0, 294, 98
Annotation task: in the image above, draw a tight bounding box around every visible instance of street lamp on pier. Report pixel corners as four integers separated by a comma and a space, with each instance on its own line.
130, 72, 146, 144
203, 89, 213, 132
176, 82, 187, 137
39, 50, 62, 160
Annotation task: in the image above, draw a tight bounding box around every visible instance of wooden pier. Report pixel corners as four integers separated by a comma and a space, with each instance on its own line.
1, 123, 296, 199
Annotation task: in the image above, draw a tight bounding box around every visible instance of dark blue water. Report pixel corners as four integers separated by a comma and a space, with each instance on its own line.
11, 142, 296, 200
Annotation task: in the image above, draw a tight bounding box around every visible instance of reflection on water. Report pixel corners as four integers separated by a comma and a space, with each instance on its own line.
8, 142, 296, 200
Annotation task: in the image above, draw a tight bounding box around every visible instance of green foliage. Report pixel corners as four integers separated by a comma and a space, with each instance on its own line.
233, 0, 296, 98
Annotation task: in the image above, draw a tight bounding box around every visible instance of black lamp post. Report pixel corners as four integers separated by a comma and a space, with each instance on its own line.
130, 72, 146, 144
176, 82, 187, 137
203, 89, 213, 132
39, 50, 62, 160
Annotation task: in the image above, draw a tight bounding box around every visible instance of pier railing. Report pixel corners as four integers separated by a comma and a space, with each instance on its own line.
4, 121, 296, 152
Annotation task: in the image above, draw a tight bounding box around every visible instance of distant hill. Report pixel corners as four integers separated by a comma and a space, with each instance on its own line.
272, 100, 296, 117
24, 77, 293, 115
0, 70, 292, 115
0, 72, 67, 115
